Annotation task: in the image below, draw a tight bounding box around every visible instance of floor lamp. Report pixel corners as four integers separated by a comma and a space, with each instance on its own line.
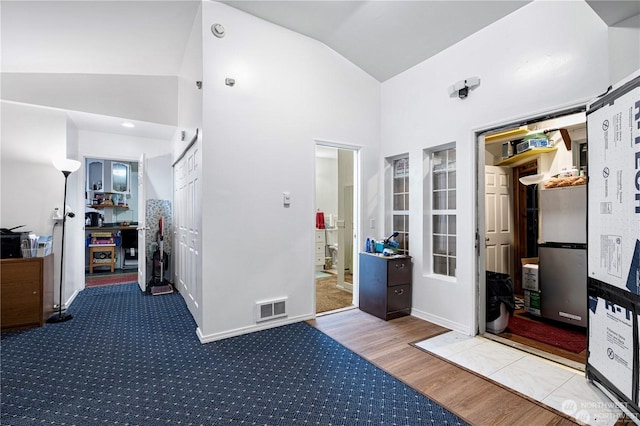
47, 158, 81, 323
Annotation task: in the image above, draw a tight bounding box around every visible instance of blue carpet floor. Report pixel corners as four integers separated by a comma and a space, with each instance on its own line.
1, 284, 467, 425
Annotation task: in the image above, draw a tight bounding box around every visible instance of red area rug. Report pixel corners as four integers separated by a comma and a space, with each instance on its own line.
507, 315, 587, 353
85, 273, 138, 288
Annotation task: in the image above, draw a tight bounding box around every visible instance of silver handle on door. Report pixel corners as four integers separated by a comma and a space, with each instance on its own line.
395, 288, 404, 295
395, 263, 405, 269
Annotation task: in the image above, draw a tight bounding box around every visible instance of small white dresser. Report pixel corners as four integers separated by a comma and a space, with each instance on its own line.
315, 229, 326, 270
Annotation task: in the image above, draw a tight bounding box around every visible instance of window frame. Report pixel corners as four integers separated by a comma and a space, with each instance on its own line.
391, 156, 409, 255
428, 145, 457, 277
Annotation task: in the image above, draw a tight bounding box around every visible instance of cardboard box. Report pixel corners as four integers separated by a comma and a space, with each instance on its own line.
522, 258, 539, 291
521, 257, 539, 291
524, 289, 541, 316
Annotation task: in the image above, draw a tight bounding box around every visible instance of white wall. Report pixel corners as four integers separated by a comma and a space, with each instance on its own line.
608, 14, 640, 85
0, 101, 76, 308
174, 3, 202, 161
315, 154, 338, 222
381, 1, 609, 334
196, 2, 380, 340
2, 73, 179, 126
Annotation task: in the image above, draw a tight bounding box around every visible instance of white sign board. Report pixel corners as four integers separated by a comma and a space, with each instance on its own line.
588, 296, 634, 400
587, 85, 640, 294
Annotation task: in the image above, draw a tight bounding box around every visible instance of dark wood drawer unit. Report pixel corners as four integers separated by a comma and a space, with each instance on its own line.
359, 253, 412, 320
1, 255, 54, 332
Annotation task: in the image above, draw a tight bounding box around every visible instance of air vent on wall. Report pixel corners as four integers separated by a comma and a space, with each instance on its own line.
256, 298, 287, 322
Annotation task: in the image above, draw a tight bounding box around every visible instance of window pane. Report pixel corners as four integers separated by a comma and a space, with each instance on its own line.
447, 148, 456, 168
433, 191, 446, 210
394, 158, 409, 178
448, 189, 456, 209
393, 194, 405, 210
448, 236, 456, 256
393, 215, 405, 232
404, 194, 409, 210
433, 215, 447, 234
447, 170, 456, 189
432, 151, 446, 171
394, 177, 405, 193
448, 215, 457, 234
433, 235, 447, 255
448, 257, 457, 277
434, 255, 447, 275
397, 233, 408, 252
433, 171, 446, 190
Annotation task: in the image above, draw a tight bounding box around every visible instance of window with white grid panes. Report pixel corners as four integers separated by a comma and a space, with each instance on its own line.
431, 147, 456, 277
392, 157, 409, 255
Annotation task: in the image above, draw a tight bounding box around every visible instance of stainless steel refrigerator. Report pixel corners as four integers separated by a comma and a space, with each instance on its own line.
538, 184, 587, 327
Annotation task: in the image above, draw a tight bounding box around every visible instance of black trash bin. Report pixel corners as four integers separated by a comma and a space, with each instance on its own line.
486, 271, 515, 333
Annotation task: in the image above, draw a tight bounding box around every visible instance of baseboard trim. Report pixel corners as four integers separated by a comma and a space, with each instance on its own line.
410, 307, 472, 335
196, 313, 316, 344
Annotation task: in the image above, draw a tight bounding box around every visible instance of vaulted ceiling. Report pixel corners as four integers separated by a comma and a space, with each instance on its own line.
1, 0, 637, 136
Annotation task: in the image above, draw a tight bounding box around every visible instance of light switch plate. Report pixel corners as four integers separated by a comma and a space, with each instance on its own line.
283, 192, 291, 206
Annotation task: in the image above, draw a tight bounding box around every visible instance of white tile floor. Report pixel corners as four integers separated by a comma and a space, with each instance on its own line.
415, 331, 623, 426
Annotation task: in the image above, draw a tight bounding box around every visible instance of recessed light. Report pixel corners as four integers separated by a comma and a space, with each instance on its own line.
121, 122, 135, 128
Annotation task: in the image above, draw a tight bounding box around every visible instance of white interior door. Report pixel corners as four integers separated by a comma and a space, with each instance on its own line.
137, 153, 147, 292
174, 142, 200, 317
485, 165, 513, 275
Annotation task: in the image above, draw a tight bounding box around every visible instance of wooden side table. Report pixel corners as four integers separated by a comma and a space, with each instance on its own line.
89, 244, 115, 273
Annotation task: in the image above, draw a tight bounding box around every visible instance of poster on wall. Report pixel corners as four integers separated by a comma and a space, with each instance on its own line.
588, 296, 634, 400
586, 77, 640, 294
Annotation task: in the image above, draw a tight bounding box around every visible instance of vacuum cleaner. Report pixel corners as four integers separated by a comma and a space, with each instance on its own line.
148, 216, 173, 296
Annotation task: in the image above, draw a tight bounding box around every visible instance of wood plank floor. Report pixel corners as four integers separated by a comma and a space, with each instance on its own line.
308, 309, 585, 426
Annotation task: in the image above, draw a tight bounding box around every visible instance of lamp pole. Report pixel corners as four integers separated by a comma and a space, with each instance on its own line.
48, 159, 80, 323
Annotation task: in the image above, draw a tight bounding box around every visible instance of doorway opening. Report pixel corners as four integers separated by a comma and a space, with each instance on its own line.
477, 107, 588, 368
315, 144, 358, 315
84, 156, 139, 289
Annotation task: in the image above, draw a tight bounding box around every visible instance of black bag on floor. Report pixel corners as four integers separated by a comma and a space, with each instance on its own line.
486, 271, 515, 322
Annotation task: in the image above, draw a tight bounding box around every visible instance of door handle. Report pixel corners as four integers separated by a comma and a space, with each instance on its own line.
395, 263, 405, 269
394, 288, 404, 295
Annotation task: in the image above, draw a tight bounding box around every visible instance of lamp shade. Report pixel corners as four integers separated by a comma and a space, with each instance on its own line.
52, 158, 81, 174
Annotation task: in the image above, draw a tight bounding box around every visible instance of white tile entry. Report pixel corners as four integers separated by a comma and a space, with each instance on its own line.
415, 331, 622, 426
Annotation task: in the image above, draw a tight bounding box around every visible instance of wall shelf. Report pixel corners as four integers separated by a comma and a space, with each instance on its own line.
495, 146, 557, 167
87, 204, 129, 210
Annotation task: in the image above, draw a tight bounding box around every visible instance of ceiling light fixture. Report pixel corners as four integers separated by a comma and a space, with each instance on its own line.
121, 122, 135, 128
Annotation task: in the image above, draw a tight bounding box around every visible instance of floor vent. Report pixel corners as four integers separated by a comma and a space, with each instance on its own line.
256, 298, 287, 322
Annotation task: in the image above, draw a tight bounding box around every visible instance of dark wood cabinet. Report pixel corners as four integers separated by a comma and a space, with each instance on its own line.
359, 253, 412, 320
1, 254, 54, 331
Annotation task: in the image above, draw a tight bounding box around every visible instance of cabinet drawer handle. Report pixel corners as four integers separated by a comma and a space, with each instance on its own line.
395, 263, 405, 269
394, 288, 404, 295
